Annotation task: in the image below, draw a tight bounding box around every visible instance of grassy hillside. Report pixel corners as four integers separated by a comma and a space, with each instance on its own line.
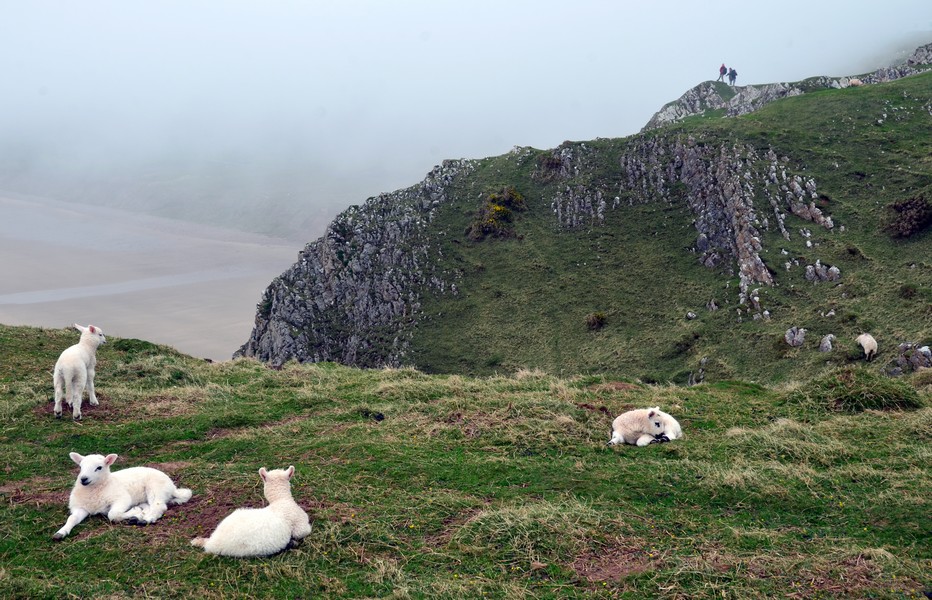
409, 72, 932, 383
1, 324, 929, 598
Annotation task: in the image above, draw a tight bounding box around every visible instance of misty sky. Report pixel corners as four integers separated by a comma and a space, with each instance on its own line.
2, 0, 931, 238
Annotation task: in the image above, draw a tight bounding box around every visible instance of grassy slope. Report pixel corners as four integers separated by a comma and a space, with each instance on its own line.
1, 324, 929, 598
410, 73, 932, 383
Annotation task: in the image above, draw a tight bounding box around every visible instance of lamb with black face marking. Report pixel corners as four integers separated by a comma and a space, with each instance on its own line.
608, 407, 682, 447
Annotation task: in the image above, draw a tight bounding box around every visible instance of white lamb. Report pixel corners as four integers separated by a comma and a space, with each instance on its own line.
53, 323, 106, 420
191, 466, 312, 557
856, 333, 878, 361
608, 407, 683, 447
54, 452, 192, 539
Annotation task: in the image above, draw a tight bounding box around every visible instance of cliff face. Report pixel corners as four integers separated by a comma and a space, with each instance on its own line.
642, 43, 932, 131
236, 159, 472, 367
238, 132, 835, 367
538, 136, 832, 300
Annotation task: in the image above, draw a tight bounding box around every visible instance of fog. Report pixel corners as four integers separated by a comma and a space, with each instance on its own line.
2, 1, 930, 238
0, 1, 929, 360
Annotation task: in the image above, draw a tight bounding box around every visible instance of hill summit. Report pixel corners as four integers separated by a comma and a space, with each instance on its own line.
238, 42, 932, 384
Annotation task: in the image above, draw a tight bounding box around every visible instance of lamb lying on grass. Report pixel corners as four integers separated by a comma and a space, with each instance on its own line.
608, 407, 683, 447
53, 452, 192, 540
191, 466, 311, 557
53, 323, 106, 420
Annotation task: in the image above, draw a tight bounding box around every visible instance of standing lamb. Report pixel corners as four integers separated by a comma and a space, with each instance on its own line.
856, 333, 878, 361
53, 323, 106, 419
53, 452, 192, 539
608, 407, 683, 447
191, 466, 312, 557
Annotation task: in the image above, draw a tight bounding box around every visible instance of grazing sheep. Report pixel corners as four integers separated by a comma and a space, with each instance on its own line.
608, 407, 683, 447
848, 78, 864, 87
856, 333, 878, 361
191, 466, 312, 557
53, 323, 106, 419
53, 452, 192, 539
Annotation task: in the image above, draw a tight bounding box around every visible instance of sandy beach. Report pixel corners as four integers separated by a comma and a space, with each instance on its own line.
0, 193, 301, 361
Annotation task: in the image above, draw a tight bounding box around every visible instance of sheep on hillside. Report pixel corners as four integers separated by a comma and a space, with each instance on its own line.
53, 452, 192, 539
608, 407, 683, 447
53, 323, 106, 420
191, 466, 312, 557
856, 333, 878, 362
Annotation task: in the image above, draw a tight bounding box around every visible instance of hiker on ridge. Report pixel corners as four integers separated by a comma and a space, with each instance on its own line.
718, 63, 727, 82
728, 67, 737, 85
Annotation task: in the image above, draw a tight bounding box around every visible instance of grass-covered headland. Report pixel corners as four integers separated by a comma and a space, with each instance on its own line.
1, 324, 929, 598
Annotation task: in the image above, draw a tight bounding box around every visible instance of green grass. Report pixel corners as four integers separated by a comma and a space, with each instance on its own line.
1, 324, 929, 598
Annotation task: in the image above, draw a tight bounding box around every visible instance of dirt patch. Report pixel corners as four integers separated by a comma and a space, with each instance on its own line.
0, 476, 67, 507
33, 392, 201, 422
786, 555, 922, 598
145, 461, 193, 476
574, 402, 612, 416
572, 539, 659, 582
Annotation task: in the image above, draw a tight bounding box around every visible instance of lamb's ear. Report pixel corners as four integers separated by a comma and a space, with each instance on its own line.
648, 410, 656, 418
286, 466, 295, 479
73, 323, 84, 332
104, 454, 118, 466
259, 468, 268, 481
88, 325, 97, 334
69, 452, 84, 466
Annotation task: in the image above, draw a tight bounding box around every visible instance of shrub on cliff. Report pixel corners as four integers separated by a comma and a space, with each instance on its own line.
884, 195, 931, 239
584, 312, 606, 330
466, 186, 527, 241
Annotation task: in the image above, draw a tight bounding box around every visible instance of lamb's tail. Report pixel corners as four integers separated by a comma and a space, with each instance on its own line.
190, 537, 207, 548
172, 488, 193, 504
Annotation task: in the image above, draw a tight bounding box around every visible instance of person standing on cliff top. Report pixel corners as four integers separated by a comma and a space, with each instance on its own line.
718, 63, 727, 81
728, 67, 737, 85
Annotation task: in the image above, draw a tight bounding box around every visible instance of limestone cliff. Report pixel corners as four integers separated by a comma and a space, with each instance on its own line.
236, 160, 472, 366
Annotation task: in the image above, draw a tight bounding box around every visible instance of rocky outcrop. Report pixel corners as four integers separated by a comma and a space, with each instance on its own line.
235, 159, 473, 367
785, 327, 807, 348
804, 260, 841, 283
545, 135, 838, 298
641, 82, 732, 131
642, 43, 932, 131
895, 342, 932, 372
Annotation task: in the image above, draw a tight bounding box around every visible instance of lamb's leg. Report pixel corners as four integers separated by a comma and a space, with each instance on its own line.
107, 497, 143, 524
87, 367, 98, 406
69, 371, 86, 420
53, 373, 64, 418
53, 507, 89, 539
607, 431, 622, 446
635, 434, 656, 447
70, 386, 83, 421
141, 499, 168, 524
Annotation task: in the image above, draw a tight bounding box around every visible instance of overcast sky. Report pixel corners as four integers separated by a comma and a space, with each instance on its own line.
2, 0, 930, 237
